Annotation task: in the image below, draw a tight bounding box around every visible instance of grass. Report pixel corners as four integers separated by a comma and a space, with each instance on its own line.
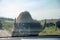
38, 20, 60, 36
2, 22, 14, 32
38, 26, 60, 36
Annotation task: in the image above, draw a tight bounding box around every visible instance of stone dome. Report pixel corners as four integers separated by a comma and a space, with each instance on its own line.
16, 11, 33, 23
12, 11, 43, 36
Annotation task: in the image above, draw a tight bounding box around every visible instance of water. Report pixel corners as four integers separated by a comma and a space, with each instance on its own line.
0, 38, 60, 40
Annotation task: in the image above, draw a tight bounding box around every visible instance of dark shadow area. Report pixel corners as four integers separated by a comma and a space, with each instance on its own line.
0, 20, 2, 29
56, 21, 60, 28
12, 23, 44, 37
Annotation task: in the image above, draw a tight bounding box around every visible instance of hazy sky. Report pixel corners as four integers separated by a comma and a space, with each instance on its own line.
0, 0, 60, 20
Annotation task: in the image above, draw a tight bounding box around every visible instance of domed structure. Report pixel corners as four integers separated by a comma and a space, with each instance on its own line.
12, 11, 43, 36
16, 11, 33, 23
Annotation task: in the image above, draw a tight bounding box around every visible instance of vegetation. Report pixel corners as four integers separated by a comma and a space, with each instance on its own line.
39, 21, 60, 36
2, 22, 14, 32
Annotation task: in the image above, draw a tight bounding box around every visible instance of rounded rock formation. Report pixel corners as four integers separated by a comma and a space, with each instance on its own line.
16, 11, 33, 23
12, 11, 43, 36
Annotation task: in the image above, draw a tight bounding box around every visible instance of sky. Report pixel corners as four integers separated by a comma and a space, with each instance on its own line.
0, 0, 60, 20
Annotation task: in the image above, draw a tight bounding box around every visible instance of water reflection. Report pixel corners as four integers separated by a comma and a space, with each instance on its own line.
0, 38, 59, 40
22, 38, 59, 40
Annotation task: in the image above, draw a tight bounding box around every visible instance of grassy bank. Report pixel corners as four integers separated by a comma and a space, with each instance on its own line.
2, 22, 14, 32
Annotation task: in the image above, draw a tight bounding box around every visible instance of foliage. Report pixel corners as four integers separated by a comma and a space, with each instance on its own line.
39, 26, 60, 35
2, 22, 14, 32
38, 20, 60, 36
